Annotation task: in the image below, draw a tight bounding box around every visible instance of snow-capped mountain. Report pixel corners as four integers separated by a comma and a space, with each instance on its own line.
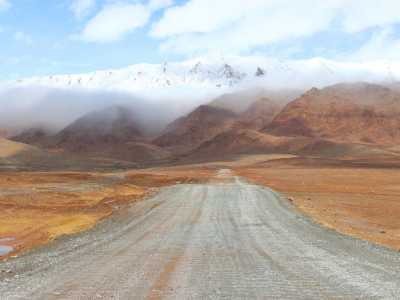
3, 56, 400, 95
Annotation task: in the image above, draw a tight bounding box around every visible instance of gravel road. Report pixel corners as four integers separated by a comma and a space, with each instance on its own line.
1, 173, 400, 299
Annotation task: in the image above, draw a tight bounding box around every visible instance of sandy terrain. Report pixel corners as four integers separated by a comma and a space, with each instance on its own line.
0, 169, 212, 259
1, 173, 400, 299
1, 152, 400, 262
129, 154, 400, 252
0, 138, 37, 158
234, 156, 400, 251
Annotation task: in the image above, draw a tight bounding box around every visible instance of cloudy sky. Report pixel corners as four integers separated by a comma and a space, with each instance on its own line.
1, 0, 400, 80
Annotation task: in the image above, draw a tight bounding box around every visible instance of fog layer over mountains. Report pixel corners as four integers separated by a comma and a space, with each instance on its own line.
1, 55, 400, 134
0, 86, 217, 135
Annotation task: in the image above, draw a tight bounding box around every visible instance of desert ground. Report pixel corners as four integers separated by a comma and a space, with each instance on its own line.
234, 155, 400, 251
1, 164, 400, 299
1, 153, 400, 262
0, 167, 212, 260
3, 89, 400, 297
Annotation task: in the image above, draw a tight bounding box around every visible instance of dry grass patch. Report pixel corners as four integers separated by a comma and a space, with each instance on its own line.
236, 160, 400, 251
0, 168, 214, 259
0, 172, 148, 259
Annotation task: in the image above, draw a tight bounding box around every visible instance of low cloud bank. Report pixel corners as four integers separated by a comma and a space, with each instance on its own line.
0, 85, 215, 135
2, 55, 400, 136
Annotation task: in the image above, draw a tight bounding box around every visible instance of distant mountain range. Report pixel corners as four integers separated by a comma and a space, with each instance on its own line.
265, 83, 400, 145
4, 80, 400, 170
3, 56, 400, 94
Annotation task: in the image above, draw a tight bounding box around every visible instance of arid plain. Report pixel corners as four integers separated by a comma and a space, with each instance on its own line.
2, 152, 400, 260
2, 82, 400, 300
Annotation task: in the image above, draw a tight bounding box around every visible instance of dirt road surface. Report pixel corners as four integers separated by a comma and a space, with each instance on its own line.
1, 172, 400, 299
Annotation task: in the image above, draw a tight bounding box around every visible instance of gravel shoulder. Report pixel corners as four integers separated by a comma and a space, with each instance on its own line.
1, 175, 400, 299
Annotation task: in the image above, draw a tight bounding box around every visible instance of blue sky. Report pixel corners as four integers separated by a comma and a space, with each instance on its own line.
1, 0, 400, 80
0, 0, 184, 79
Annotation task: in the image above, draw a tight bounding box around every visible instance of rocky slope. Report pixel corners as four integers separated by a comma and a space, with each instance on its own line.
154, 105, 237, 152
11, 127, 54, 147
265, 83, 400, 145
45, 106, 170, 162
239, 97, 284, 130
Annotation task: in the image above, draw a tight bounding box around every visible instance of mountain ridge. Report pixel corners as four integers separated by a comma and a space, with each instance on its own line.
4, 57, 400, 95
265, 82, 400, 145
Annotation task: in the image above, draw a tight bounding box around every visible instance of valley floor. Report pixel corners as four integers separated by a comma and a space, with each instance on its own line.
1, 171, 400, 299
233, 155, 400, 251
1, 153, 400, 263
0, 168, 211, 259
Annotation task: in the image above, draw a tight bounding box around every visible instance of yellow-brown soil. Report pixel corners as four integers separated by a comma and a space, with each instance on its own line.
235, 156, 400, 251
3, 154, 400, 260
0, 169, 213, 260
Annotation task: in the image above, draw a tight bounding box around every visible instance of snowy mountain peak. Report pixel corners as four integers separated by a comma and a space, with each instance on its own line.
3, 56, 400, 95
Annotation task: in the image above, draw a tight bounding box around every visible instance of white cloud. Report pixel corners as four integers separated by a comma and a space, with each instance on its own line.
339, 0, 400, 33
78, 0, 174, 43
80, 2, 150, 42
0, 0, 10, 11
347, 28, 400, 61
151, 0, 400, 56
14, 31, 33, 45
152, 0, 338, 55
70, 0, 96, 19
